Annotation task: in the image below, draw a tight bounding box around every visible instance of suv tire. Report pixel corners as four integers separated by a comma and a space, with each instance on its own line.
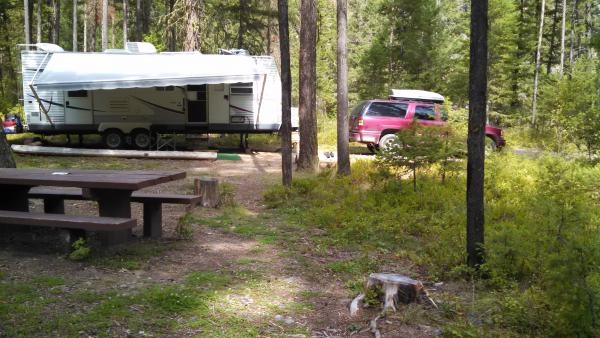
379, 133, 399, 151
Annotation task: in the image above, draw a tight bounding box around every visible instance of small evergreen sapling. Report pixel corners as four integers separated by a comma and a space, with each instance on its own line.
376, 122, 462, 191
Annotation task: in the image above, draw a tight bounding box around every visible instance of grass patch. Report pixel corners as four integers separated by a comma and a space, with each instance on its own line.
325, 256, 378, 275
88, 240, 178, 270
236, 258, 257, 265
0, 265, 311, 337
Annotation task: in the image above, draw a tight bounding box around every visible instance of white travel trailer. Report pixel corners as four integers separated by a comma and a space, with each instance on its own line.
21, 43, 292, 149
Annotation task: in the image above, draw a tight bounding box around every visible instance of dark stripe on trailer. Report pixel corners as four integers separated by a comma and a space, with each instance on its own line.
133, 97, 185, 115
27, 94, 105, 112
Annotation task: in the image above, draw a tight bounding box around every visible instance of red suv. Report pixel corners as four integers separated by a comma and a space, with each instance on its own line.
349, 99, 505, 153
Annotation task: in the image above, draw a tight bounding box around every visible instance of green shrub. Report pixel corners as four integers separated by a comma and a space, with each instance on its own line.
68, 238, 91, 261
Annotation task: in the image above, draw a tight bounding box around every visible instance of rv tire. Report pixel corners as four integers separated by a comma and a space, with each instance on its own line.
103, 129, 125, 149
132, 129, 152, 149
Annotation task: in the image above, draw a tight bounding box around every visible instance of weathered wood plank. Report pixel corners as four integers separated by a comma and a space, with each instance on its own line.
0, 210, 136, 232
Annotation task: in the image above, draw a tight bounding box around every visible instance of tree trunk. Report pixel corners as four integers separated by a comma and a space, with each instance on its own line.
547, 0, 559, 74
165, 0, 176, 51
72, 0, 77, 51
297, 0, 319, 172
46, 0, 52, 42
574, 0, 581, 59
135, 0, 142, 41
238, 0, 246, 49
584, 0, 591, 58
111, 13, 115, 48
278, 0, 292, 187
52, 0, 60, 45
24, 0, 31, 46
184, 0, 200, 51
36, 0, 42, 43
336, 0, 350, 176
531, 0, 546, 127
86, 0, 97, 51
0, 131, 16, 168
101, 0, 108, 50
466, 0, 488, 268
559, 0, 566, 78
569, 0, 577, 71
83, 0, 87, 51
266, 0, 272, 54
122, 0, 128, 47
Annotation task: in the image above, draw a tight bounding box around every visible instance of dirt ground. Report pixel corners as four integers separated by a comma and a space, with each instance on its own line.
0, 152, 442, 337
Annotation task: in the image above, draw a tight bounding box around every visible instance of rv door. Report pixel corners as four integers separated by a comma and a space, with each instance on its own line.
187, 85, 208, 123
229, 83, 254, 124
65, 90, 93, 125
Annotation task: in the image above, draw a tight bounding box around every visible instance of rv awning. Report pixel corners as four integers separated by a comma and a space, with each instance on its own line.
33, 52, 265, 91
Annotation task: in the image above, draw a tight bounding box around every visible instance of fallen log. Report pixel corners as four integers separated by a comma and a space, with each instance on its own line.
11, 144, 217, 160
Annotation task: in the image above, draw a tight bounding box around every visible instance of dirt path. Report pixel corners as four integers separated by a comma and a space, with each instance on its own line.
0, 152, 440, 337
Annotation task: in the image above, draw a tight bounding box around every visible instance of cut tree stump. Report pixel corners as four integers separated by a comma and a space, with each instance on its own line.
350, 273, 436, 316
194, 177, 219, 208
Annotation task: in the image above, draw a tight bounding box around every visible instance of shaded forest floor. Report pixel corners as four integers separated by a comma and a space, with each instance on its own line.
0, 152, 451, 337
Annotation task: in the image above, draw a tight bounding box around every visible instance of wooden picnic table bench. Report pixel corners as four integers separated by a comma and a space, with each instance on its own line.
0, 210, 136, 232
28, 187, 201, 238
0, 168, 186, 245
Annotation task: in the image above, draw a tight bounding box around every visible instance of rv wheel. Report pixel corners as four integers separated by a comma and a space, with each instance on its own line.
132, 129, 151, 149
103, 129, 125, 149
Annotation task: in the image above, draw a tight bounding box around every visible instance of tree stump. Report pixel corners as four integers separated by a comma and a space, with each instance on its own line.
194, 177, 219, 208
350, 273, 436, 316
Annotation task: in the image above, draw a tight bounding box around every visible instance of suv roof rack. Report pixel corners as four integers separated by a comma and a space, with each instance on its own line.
389, 89, 444, 103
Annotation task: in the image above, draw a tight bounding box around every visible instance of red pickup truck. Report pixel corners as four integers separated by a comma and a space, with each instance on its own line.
349, 93, 505, 153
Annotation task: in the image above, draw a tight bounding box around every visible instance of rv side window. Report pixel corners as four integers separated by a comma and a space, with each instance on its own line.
230, 83, 253, 95
68, 90, 88, 98
231, 88, 253, 94
187, 85, 207, 91
156, 86, 175, 91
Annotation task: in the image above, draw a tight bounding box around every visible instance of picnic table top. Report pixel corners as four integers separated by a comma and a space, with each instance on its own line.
0, 168, 186, 190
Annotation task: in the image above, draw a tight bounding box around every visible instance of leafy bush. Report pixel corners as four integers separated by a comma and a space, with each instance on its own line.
68, 238, 91, 261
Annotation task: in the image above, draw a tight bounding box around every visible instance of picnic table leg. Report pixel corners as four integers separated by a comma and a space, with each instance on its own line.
0, 185, 31, 211
143, 201, 162, 238
89, 189, 133, 245
0, 185, 32, 238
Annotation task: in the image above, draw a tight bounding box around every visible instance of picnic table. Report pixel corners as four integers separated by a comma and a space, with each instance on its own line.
0, 168, 186, 244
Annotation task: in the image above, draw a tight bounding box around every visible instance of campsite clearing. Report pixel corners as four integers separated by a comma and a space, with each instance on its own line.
0, 153, 455, 337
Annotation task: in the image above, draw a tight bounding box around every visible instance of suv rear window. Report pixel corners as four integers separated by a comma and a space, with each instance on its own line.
351, 102, 367, 118
366, 102, 408, 118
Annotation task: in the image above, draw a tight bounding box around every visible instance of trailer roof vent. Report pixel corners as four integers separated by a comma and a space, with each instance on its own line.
218, 48, 249, 56
126, 42, 157, 54
35, 43, 64, 52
